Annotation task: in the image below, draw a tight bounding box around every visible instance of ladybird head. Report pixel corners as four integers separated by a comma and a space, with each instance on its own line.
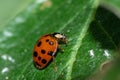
51, 32, 68, 44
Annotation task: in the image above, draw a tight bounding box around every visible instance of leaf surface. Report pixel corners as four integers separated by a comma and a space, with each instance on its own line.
0, 0, 119, 80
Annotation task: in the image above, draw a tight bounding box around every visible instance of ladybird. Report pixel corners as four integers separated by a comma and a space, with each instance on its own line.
33, 32, 67, 69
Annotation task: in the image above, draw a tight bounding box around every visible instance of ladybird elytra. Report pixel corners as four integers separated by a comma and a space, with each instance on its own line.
33, 32, 67, 69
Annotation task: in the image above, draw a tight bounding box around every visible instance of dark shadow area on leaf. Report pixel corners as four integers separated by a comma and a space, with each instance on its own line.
72, 6, 120, 80
90, 6, 120, 49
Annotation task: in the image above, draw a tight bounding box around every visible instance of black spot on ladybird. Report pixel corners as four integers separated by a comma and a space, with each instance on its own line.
49, 41, 54, 45
33, 51, 38, 57
38, 56, 41, 61
46, 39, 49, 42
41, 59, 47, 64
37, 41, 42, 47
41, 49, 46, 54
48, 51, 53, 56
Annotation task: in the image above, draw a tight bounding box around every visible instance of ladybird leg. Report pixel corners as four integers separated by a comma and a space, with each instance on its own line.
58, 45, 64, 53
52, 56, 57, 72
65, 42, 68, 46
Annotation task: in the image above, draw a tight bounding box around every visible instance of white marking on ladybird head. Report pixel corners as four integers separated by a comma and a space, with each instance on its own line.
55, 34, 64, 39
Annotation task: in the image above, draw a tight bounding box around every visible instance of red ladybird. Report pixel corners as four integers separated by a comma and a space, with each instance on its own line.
33, 32, 67, 69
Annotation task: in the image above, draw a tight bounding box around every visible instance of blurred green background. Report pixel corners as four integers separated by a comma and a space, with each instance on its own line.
0, 0, 33, 30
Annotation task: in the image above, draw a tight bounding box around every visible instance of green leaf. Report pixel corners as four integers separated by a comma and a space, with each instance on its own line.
84, 6, 120, 80
100, 0, 120, 18
0, 0, 33, 29
0, 0, 120, 80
